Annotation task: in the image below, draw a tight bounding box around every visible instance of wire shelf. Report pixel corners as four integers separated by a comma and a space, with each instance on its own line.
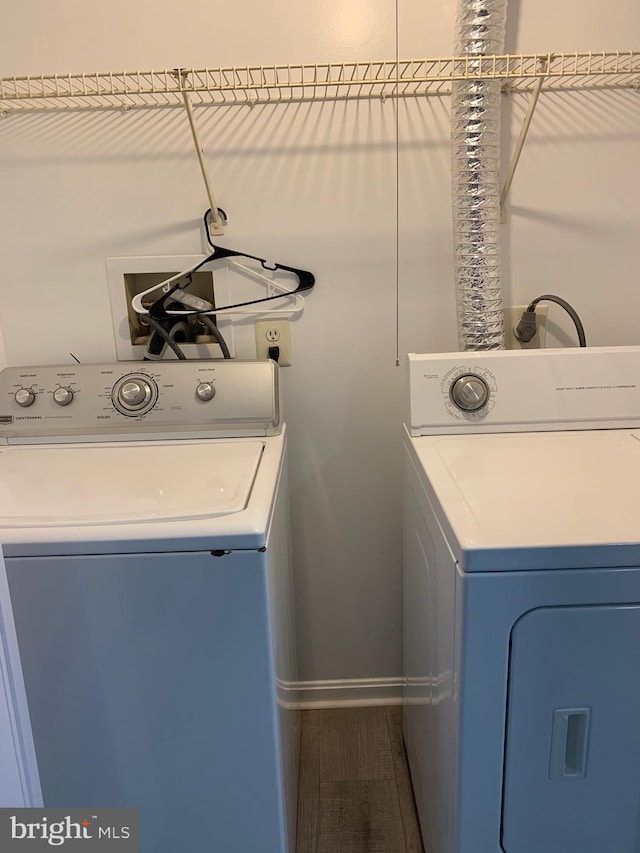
1, 51, 639, 113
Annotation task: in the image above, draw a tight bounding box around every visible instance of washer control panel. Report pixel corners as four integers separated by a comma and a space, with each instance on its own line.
408, 347, 640, 435
0, 361, 280, 441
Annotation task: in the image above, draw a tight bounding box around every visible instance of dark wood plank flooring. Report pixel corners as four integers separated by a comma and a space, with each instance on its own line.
296, 706, 424, 853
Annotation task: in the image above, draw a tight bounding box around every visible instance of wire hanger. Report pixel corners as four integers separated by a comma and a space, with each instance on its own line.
131, 237, 315, 321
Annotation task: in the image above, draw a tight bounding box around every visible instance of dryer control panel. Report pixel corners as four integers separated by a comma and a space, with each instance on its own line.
408, 346, 640, 435
0, 360, 280, 442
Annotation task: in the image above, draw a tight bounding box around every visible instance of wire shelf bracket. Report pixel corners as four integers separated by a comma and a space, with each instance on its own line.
174, 68, 224, 236
500, 57, 548, 221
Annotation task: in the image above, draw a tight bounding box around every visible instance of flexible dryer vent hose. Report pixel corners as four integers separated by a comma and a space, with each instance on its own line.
452, 0, 508, 350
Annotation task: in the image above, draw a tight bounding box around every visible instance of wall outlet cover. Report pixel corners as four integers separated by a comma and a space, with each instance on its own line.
255, 319, 292, 366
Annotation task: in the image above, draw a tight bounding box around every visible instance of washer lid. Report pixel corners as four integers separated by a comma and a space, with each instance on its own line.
410, 429, 640, 570
0, 440, 264, 526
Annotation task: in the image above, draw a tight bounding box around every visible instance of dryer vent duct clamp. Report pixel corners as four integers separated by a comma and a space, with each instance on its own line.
452, 0, 508, 350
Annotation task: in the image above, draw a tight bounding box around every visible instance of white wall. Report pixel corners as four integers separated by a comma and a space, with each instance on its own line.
1, 1, 639, 695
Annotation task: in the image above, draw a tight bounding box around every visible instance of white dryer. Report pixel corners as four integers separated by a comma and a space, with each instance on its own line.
0, 360, 297, 853
403, 346, 640, 853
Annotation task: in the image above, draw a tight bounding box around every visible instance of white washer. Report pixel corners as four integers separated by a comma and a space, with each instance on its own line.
0, 360, 298, 853
403, 346, 640, 853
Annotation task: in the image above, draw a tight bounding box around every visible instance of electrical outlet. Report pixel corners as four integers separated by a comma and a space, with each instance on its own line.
504, 304, 548, 349
255, 319, 292, 366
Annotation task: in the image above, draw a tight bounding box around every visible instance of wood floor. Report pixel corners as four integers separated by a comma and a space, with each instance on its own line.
296, 706, 424, 853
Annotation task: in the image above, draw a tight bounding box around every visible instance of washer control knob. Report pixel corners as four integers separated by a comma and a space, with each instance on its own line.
196, 382, 215, 402
112, 374, 158, 416
53, 386, 74, 407
15, 388, 36, 408
450, 374, 490, 412
119, 379, 152, 409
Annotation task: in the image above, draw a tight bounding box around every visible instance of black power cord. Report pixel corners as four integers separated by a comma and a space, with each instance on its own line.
198, 315, 231, 359
515, 294, 587, 348
143, 315, 188, 360
142, 304, 232, 362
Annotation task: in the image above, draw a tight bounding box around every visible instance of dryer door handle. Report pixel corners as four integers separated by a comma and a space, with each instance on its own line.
549, 707, 591, 779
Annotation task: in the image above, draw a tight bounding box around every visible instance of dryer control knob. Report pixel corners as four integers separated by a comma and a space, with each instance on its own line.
118, 379, 152, 409
196, 382, 215, 402
15, 388, 36, 407
53, 386, 74, 406
450, 374, 489, 412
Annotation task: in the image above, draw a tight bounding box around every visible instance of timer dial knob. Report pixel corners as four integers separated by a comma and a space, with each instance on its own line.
450, 374, 490, 412
15, 388, 36, 408
53, 386, 74, 406
196, 382, 215, 402
111, 374, 158, 416
119, 379, 152, 409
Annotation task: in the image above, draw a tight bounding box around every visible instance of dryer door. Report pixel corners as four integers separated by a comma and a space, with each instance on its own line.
502, 604, 640, 853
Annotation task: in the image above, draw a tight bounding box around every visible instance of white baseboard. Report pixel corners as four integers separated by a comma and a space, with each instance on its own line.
293, 677, 404, 709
